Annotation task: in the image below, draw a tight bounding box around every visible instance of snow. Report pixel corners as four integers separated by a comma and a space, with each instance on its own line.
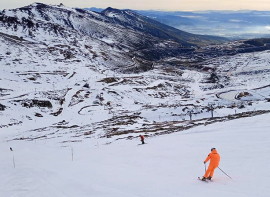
1, 31, 270, 139
1, 113, 270, 197
1, 4, 270, 196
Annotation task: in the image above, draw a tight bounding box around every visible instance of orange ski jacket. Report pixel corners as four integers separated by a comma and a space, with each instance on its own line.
140, 135, 144, 140
204, 149, 220, 167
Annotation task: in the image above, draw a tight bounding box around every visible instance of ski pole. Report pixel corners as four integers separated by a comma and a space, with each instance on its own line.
218, 167, 232, 179
204, 163, 206, 173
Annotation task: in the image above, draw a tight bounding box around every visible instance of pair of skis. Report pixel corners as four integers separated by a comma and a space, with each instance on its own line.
198, 177, 212, 183
138, 143, 147, 145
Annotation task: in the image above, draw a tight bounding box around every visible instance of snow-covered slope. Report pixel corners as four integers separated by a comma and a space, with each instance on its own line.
1, 37, 270, 144
0, 3, 198, 62
0, 3, 270, 143
1, 3, 270, 196
0, 1, 269, 160
0, 3, 149, 46
1, 112, 270, 197
101, 7, 228, 46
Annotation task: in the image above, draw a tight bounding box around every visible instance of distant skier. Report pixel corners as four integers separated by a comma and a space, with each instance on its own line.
140, 135, 145, 144
202, 148, 220, 181
10, 147, 13, 151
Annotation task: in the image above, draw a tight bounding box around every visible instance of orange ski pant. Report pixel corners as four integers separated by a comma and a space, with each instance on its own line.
204, 165, 218, 178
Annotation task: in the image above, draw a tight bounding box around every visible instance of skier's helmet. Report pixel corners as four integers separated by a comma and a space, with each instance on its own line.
211, 148, 216, 151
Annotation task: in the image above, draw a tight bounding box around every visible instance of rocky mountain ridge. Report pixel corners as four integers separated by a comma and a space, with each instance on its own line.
0, 3, 228, 63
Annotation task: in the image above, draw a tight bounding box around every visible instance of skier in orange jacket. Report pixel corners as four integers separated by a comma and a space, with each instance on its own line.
202, 148, 220, 181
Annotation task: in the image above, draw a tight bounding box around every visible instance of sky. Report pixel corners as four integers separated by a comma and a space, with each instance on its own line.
1, 0, 270, 11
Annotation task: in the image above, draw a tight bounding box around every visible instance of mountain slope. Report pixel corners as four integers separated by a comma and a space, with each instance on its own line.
0, 3, 228, 63
0, 3, 270, 145
101, 7, 228, 46
1, 7, 270, 197
1, 113, 270, 197
0, 3, 192, 62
